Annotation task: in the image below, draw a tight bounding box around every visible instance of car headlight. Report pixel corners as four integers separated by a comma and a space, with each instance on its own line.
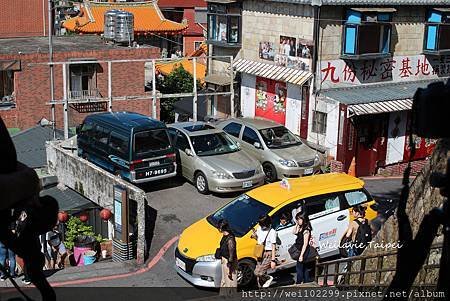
279, 159, 297, 167
314, 154, 321, 165
212, 170, 233, 179
196, 254, 217, 262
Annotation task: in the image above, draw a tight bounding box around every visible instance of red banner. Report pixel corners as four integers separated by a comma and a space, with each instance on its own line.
255, 77, 286, 125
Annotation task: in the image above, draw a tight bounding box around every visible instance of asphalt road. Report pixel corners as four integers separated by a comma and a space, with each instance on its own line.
73, 176, 404, 291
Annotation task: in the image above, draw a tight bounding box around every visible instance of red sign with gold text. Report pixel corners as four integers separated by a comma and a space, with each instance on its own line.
255, 77, 287, 125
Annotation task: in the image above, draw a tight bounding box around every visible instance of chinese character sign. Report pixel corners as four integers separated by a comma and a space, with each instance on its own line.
255, 77, 287, 125
320, 55, 450, 88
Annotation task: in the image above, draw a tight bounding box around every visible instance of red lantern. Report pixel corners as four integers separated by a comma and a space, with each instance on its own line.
58, 211, 69, 223
79, 211, 89, 222
100, 208, 112, 221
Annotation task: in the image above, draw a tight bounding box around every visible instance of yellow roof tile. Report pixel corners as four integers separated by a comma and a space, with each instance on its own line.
63, 1, 187, 34
156, 59, 206, 81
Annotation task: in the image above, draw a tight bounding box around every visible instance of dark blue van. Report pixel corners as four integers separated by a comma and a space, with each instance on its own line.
77, 112, 177, 183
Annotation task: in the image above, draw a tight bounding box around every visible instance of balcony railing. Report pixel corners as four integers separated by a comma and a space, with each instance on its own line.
69, 89, 101, 100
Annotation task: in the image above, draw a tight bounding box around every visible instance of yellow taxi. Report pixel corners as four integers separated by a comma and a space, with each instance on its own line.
175, 173, 377, 287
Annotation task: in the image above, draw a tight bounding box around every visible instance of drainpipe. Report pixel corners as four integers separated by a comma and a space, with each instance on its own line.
311, 0, 322, 95
48, 0, 56, 140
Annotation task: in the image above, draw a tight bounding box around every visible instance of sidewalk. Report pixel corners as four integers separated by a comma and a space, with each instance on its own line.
0, 260, 138, 288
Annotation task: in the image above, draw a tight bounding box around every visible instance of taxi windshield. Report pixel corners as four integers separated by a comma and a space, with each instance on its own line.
207, 194, 273, 237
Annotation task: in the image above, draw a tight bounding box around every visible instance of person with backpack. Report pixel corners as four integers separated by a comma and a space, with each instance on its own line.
342, 205, 372, 257
215, 220, 237, 296
251, 215, 277, 288
45, 225, 68, 270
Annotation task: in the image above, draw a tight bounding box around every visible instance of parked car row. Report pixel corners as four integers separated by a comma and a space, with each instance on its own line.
76, 112, 323, 194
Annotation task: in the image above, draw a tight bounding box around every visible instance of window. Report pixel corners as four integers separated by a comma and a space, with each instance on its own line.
259, 126, 302, 149
342, 9, 392, 59
109, 132, 129, 156
0, 70, 15, 104
94, 125, 110, 145
242, 127, 261, 146
69, 64, 98, 99
207, 2, 241, 45
206, 194, 273, 237
271, 202, 301, 231
344, 190, 370, 207
133, 129, 172, 160
176, 132, 190, 152
312, 111, 327, 135
191, 132, 239, 156
80, 121, 94, 135
223, 122, 242, 138
424, 9, 450, 54
194, 41, 203, 51
305, 194, 341, 220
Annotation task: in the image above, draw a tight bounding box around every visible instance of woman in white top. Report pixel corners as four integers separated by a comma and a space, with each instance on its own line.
251, 215, 277, 288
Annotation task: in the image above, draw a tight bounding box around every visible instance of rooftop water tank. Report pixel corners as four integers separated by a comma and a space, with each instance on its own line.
114, 11, 134, 44
104, 10, 120, 41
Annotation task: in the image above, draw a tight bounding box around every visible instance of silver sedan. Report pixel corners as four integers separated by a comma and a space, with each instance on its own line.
167, 122, 265, 194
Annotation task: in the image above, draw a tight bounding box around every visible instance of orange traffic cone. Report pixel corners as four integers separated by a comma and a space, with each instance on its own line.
348, 156, 356, 177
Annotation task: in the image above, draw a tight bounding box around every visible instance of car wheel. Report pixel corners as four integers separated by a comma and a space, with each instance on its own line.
263, 163, 278, 183
194, 172, 209, 194
237, 259, 256, 287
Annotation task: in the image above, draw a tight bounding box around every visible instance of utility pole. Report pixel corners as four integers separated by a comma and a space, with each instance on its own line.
48, 0, 56, 139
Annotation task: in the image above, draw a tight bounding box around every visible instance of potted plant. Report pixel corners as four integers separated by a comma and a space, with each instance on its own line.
64, 216, 102, 265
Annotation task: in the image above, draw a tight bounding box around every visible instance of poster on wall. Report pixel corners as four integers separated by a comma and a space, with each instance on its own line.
218, 22, 227, 42
255, 77, 287, 125
279, 36, 296, 56
259, 42, 275, 61
296, 38, 313, 59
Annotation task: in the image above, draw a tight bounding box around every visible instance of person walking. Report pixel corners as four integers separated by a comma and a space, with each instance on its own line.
216, 220, 237, 296
293, 212, 312, 284
0, 241, 17, 280
252, 215, 277, 288
341, 205, 372, 257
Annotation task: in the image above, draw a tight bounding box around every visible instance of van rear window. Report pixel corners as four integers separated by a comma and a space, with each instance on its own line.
133, 129, 172, 159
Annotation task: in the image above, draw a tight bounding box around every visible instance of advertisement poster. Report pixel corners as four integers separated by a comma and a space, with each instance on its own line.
259, 42, 275, 61
255, 77, 287, 125
275, 37, 313, 71
279, 36, 296, 56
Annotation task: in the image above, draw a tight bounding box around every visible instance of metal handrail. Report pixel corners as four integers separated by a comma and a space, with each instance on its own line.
69, 89, 101, 100
315, 243, 443, 288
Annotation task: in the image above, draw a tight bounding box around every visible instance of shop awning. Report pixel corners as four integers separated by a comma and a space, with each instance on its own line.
0, 60, 21, 71
234, 59, 312, 86
350, 8, 397, 13
320, 78, 449, 116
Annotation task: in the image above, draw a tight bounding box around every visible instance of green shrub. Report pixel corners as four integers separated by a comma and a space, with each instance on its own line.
64, 216, 102, 250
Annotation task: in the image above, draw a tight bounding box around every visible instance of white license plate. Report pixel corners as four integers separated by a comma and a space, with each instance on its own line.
176, 258, 186, 271
242, 181, 253, 188
304, 168, 314, 175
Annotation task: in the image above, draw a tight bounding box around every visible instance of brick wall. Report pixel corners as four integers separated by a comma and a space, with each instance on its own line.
376, 159, 429, 177
0, 46, 160, 130
0, 0, 47, 38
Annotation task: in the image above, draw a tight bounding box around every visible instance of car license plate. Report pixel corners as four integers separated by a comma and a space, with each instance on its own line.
242, 181, 253, 188
304, 168, 313, 175
176, 258, 186, 271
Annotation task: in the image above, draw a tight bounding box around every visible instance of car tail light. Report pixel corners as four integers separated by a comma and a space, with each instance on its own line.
130, 159, 143, 171
166, 153, 176, 160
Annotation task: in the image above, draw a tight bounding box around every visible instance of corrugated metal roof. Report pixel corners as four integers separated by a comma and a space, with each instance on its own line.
234, 58, 312, 85
40, 186, 98, 212
265, 0, 450, 5
320, 78, 449, 115
320, 78, 448, 104
12, 126, 64, 168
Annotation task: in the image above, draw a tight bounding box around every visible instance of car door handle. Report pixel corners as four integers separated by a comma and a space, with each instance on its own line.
337, 215, 347, 221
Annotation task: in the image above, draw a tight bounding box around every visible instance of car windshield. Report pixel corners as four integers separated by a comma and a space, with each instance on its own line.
133, 129, 172, 159
207, 194, 273, 237
190, 132, 239, 157
259, 126, 302, 149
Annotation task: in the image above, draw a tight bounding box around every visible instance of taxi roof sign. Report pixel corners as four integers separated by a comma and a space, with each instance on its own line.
280, 178, 291, 190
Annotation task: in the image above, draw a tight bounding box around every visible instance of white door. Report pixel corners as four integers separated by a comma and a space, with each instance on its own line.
306, 194, 350, 259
